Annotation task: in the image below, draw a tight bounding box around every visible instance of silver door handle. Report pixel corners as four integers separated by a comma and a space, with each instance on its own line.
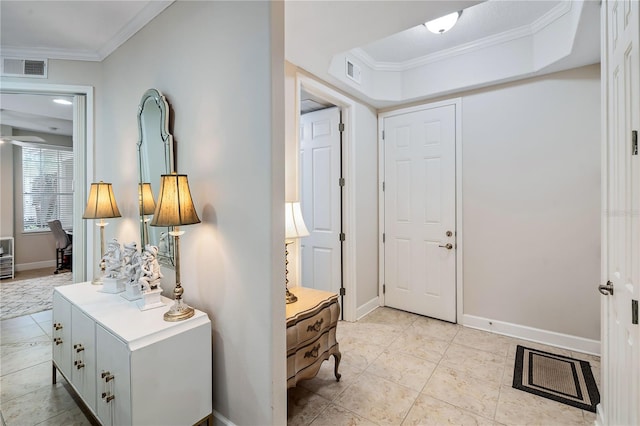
599, 281, 614, 296
438, 243, 453, 250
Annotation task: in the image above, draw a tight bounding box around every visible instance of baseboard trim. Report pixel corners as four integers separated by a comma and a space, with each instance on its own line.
595, 403, 605, 426
213, 410, 236, 426
462, 314, 601, 355
356, 296, 380, 321
15, 260, 55, 272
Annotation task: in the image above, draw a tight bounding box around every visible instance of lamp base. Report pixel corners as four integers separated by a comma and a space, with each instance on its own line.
164, 299, 195, 322
286, 288, 298, 304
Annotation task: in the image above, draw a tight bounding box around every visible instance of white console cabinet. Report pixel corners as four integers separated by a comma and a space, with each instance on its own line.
52, 282, 212, 425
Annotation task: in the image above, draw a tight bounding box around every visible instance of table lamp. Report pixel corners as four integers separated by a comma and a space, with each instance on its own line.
285, 201, 309, 304
139, 183, 156, 247
150, 173, 201, 321
83, 181, 121, 284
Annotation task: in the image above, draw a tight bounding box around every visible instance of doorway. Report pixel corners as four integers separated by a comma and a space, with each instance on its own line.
379, 99, 463, 323
1, 82, 94, 283
296, 74, 357, 321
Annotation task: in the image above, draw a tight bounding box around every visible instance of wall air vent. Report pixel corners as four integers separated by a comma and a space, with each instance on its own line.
1, 57, 48, 78
345, 58, 361, 84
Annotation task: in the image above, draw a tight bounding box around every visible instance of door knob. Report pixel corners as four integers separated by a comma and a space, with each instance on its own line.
438, 243, 453, 250
599, 281, 614, 296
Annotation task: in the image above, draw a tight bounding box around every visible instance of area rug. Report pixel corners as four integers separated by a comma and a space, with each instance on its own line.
0, 273, 72, 320
513, 345, 600, 412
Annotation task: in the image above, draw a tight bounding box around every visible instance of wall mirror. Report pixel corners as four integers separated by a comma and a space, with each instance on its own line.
137, 88, 175, 267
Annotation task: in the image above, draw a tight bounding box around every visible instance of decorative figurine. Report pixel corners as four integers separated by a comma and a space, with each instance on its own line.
101, 238, 126, 294
136, 244, 165, 311
121, 242, 142, 301
102, 238, 123, 278
139, 245, 163, 290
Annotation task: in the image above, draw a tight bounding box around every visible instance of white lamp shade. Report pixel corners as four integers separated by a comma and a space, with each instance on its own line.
425, 11, 460, 34
285, 202, 309, 239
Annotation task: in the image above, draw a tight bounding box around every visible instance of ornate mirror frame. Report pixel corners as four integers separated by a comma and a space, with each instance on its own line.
137, 88, 175, 267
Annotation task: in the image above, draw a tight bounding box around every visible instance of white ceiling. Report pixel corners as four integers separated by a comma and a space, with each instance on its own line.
0, 0, 600, 133
1, 93, 74, 136
359, 1, 561, 64
0, 1, 172, 61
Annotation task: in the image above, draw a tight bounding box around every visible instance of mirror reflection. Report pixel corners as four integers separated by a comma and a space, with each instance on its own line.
137, 88, 175, 266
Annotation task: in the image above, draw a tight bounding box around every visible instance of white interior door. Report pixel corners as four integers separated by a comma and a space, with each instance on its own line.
383, 104, 456, 322
300, 106, 341, 295
601, 0, 640, 424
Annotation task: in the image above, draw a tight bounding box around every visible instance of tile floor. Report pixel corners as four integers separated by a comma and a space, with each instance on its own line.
0, 303, 599, 426
287, 307, 600, 426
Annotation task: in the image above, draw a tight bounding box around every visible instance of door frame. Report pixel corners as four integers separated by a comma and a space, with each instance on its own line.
378, 98, 463, 323
1, 81, 94, 283
296, 73, 357, 322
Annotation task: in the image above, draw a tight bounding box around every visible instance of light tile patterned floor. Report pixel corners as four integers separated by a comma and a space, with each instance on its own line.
288, 307, 599, 426
0, 302, 599, 426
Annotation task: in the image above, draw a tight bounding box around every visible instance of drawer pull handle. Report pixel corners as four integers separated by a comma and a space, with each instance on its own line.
54, 337, 63, 345
105, 374, 114, 383
101, 371, 110, 378
74, 344, 84, 353
306, 318, 324, 333
102, 392, 115, 403
106, 394, 115, 403
304, 344, 321, 359
54, 323, 63, 330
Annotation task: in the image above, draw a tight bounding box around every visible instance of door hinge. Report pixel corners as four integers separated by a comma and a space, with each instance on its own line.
382, 181, 385, 191
338, 122, 345, 132
633, 130, 638, 156
382, 233, 385, 243
340, 287, 346, 296
382, 130, 385, 140
339, 233, 345, 242
383, 284, 386, 294
633, 300, 639, 325
339, 177, 345, 187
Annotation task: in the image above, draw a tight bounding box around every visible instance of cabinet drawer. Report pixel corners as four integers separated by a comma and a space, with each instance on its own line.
294, 331, 329, 373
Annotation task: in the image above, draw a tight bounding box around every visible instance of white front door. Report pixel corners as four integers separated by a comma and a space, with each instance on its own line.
300, 106, 342, 295
382, 104, 456, 322
601, 1, 640, 424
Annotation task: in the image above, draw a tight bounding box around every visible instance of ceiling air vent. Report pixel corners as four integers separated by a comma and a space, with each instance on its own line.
1, 57, 48, 78
345, 58, 361, 84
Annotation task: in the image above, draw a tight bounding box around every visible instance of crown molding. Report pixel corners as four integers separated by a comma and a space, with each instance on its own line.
0, 1, 173, 62
97, 1, 174, 61
353, 1, 573, 73
0, 46, 102, 62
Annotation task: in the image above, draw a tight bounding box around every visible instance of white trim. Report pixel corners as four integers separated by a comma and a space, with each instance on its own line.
350, 1, 572, 72
356, 296, 380, 321
2, 2, 173, 62
462, 314, 601, 356
213, 410, 237, 426
97, 1, 174, 61
1, 82, 94, 283
378, 98, 463, 323
15, 260, 56, 271
296, 74, 357, 322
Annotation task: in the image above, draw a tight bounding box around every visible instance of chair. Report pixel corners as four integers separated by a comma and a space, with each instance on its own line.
48, 220, 72, 274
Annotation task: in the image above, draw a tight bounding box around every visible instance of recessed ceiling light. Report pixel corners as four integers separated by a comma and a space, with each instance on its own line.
425, 11, 461, 34
53, 99, 72, 105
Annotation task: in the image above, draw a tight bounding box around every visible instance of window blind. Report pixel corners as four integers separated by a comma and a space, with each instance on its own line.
22, 146, 74, 232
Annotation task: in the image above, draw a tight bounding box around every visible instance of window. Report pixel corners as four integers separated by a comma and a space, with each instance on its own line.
22, 146, 74, 232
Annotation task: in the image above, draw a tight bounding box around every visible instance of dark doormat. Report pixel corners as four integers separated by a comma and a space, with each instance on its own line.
513, 345, 600, 412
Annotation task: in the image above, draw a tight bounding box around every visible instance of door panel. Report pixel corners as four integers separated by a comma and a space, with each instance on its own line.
300, 107, 341, 295
383, 105, 456, 322
602, 0, 639, 424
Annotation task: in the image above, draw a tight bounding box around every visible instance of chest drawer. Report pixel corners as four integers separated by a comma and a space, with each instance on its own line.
287, 299, 339, 351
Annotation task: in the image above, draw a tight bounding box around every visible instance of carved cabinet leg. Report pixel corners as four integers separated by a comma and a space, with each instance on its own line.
333, 351, 342, 382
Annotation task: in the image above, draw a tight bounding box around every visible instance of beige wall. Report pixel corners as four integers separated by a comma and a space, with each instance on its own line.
99, 2, 285, 424
460, 64, 601, 340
